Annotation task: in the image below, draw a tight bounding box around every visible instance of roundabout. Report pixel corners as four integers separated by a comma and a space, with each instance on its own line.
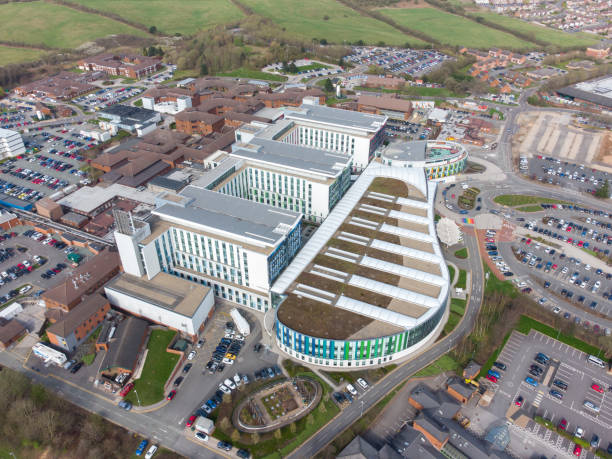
233, 377, 322, 433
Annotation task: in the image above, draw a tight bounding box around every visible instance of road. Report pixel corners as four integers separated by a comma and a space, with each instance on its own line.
287, 231, 484, 458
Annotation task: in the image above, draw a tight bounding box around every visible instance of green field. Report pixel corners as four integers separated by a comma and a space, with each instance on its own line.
379, 7, 534, 49
0, 46, 47, 65
124, 329, 179, 406
469, 12, 599, 48
241, 0, 423, 45
0, 1, 148, 48
71, 0, 244, 35
493, 194, 572, 207
216, 67, 287, 81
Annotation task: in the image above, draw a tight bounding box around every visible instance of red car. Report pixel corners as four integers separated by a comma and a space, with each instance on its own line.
167, 390, 176, 401
591, 383, 604, 393
486, 374, 498, 383
526, 238, 532, 245
573, 444, 581, 456
551, 264, 558, 270
120, 382, 134, 397
558, 418, 567, 430
514, 396, 523, 407
186, 415, 196, 427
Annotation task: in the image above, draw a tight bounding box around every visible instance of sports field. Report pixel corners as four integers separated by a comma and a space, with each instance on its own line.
0, 1, 148, 49
71, 0, 244, 35
470, 12, 599, 48
0, 46, 47, 65
379, 7, 534, 49
241, 0, 425, 46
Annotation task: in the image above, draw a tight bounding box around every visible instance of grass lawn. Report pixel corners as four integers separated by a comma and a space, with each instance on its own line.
493, 194, 572, 207
414, 354, 460, 377
216, 68, 287, 81
354, 85, 465, 98
456, 269, 467, 290
70, 0, 244, 35
454, 247, 468, 259
468, 12, 599, 48
443, 297, 467, 336
478, 331, 511, 378
241, 0, 420, 45
516, 315, 605, 357
124, 329, 179, 406
82, 353, 95, 365
0, 45, 47, 65
379, 7, 534, 49
484, 265, 517, 297
581, 247, 598, 258
447, 264, 455, 284
515, 205, 544, 212
0, 1, 148, 48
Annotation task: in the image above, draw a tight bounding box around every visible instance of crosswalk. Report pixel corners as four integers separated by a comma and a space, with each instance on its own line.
533, 390, 544, 408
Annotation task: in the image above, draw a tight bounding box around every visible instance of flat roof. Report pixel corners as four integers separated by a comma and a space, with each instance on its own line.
231, 138, 351, 178
57, 184, 158, 213
384, 140, 427, 162
558, 75, 612, 109
286, 103, 387, 133
105, 272, 210, 317
153, 186, 301, 249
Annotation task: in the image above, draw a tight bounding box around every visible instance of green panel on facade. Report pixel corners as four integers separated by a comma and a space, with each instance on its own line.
365, 340, 371, 359
344, 342, 349, 360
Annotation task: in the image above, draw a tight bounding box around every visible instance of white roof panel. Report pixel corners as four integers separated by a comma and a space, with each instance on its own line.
349, 275, 440, 309
336, 295, 417, 328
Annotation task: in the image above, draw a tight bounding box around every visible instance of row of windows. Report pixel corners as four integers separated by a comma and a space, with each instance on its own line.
276, 304, 445, 361
298, 126, 356, 155
170, 268, 269, 311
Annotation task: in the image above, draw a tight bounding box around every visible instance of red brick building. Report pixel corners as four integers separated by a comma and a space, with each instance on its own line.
78, 53, 161, 79
46, 294, 110, 352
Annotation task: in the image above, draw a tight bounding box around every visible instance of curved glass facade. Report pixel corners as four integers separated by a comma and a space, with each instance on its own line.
275, 302, 446, 367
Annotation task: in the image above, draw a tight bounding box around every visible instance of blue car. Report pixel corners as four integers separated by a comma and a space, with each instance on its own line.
135, 440, 148, 456
488, 369, 500, 379
525, 377, 538, 387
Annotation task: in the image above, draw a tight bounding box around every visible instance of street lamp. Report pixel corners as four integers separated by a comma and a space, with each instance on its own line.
360, 400, 364, 417
134, 389, 141, 407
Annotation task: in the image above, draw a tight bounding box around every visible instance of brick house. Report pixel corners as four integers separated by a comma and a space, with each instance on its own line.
46, 294, 110, 352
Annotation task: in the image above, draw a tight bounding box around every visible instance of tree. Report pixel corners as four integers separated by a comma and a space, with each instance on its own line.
306, 413, 314, 426
231, 429, 241, 442
318, 401, 327, 414
595, 180, 610, 199
274, 429, 282, 440
289, 422, 297, 433
251, 432, 260, 443
149, 25, 157, 34
200, 63, 208, 76
220, 416, 231, 430
324, 78, 334, 93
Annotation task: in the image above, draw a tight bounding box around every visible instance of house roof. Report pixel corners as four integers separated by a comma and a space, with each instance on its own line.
0, 318, 26, 344
43, 249, 120, 307
337, 435, 380, 459
415, 413, 449, 443
99, 316, 148, 372
46, 294, 108, 339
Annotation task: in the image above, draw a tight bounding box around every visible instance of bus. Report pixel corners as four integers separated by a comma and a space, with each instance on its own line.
587, 355, 606, 368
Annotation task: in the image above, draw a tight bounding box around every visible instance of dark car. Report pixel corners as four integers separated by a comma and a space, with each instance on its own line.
173, 376, 184, 387
493, 362, 507, 371
553, 379, 568, 391
183, 363, 192, 374
217, 441, 232, 451
70, 362, 83, 374
237, 449, 251, 458
549, 389, 563, 400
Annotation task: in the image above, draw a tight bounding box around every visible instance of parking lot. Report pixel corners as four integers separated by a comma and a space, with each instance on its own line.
385, 119, 431, 141
521, 156, 611, 195
486, 330, 612, 458
0, 226, 92, 300
0, 99, 37, 130
72, 86, 144, 112
345, 47, 449, 76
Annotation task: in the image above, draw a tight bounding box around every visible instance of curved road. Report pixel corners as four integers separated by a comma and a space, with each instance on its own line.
287, 231, 484, 458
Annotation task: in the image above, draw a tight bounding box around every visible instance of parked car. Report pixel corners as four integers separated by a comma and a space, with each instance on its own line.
135, 440, 148, 456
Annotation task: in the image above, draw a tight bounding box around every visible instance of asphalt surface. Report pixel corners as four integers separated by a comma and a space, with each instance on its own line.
286, 231, 484, 458
485, 330, 612, 458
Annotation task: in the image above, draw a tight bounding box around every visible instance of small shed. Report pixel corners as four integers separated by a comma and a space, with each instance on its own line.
194, 416, 215, 434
